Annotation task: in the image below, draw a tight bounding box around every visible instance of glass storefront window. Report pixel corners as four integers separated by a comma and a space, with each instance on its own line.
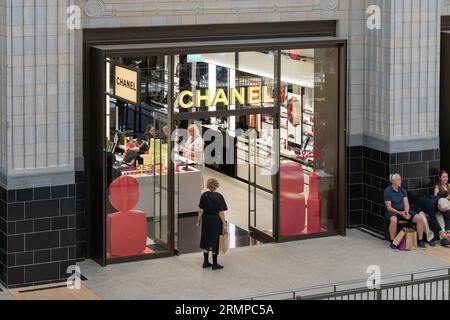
98, 44, 343, 263
105, 56, 171, 261
174, 52, 276, 113
279, 48, 339, 237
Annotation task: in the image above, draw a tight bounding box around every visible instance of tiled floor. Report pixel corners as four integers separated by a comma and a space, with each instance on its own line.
9, 283, 100, 300
0, 285, 14, 300
1, 229, 448, 300
177, 215, 264, 254
71, 229, 448, 300
419, 244, 450, 264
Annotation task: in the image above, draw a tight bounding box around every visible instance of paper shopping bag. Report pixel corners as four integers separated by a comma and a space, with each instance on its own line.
393, 228, 407, 246
219, 233, 229, 255
405, 228, 418, 251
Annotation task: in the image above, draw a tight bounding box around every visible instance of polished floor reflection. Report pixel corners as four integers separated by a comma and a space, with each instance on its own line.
177, 214, 265, 254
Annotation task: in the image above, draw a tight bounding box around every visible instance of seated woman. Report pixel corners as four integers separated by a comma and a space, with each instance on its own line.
434, 170, 450, 198
434, 171, 450, 235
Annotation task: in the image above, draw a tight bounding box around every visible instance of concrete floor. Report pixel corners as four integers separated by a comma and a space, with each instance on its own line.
72, 229, 449, 300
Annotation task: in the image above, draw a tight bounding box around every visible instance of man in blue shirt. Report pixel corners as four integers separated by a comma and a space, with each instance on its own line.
384, 174, 426, 250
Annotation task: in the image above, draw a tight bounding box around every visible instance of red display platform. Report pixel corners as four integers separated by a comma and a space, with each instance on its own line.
107, 247, 154, 259
107, 176, 150, 258
279, 161, 306, 237
278, 161, 326, 237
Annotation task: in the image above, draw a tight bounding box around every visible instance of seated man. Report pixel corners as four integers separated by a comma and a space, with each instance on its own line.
415, 195, 450, 248
384, 174, 426, 250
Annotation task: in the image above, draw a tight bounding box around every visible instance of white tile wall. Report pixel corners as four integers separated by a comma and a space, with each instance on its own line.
363, 0, 440, 150
0, 0, 449, 187
2, 0, 75, 184
0, 0, 7, 178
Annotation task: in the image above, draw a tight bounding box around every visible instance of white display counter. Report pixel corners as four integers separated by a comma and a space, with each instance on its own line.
125, 166, 202, 217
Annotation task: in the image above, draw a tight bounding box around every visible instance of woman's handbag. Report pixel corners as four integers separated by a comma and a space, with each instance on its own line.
393, 228, 407, 246
405, 228, 418, 251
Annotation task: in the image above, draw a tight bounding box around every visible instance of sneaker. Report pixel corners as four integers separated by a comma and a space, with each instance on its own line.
441, 239, 450, 248
202, 262, 212, 269
390, 242, 399, 251
418, 240, 427, 250
428, 239, 436, 247
212, 264, 224, 270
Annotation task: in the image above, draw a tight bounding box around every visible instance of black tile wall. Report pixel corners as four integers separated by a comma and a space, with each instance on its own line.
75, 171, 86, 262
0, 189, 6, 284
350, 147, 441, 236
347, 146, 363, 227
0, 179, 82, 288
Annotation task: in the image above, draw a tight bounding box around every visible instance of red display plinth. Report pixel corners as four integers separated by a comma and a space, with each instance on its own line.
107, 176, 150, 258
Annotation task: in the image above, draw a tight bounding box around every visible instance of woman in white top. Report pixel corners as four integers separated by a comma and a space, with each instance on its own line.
181, 124, 204, 163
181, 124, 205, 187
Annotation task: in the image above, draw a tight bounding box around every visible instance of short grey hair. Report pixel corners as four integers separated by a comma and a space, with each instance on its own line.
389, 173, 401, 183
206, 178, 219, 191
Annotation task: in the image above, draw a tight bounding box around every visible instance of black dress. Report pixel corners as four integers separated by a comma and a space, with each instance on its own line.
199, 192, 228, 254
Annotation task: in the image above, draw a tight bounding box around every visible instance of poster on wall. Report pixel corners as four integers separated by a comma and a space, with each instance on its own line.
287, 93, 302, 128
114, 65, 141, 105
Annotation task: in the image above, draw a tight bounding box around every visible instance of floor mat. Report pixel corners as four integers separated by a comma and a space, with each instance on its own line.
418, 245, 450, 264
9, 282, 100, 300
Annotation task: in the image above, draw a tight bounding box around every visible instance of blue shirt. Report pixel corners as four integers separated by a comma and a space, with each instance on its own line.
384, 186, 408, 212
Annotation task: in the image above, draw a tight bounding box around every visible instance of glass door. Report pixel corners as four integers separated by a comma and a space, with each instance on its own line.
104, 55, 172, 263
244, 114, 277, 239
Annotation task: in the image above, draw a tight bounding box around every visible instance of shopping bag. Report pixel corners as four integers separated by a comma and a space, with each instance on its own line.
399, 237, 407, 251
405, 228, 418, 251
393, 228, 407, 246
219, 233, 229, 255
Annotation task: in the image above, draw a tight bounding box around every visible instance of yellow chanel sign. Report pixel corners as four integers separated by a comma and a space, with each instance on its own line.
178, 86, 274, 109
115, 65, 139, 104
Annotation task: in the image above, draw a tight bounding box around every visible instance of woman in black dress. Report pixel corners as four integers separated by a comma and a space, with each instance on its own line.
197, 178, 228, 270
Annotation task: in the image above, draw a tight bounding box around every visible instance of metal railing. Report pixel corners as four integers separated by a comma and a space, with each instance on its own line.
238, 267, 450, 300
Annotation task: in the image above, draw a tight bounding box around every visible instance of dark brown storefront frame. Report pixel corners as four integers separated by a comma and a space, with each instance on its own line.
442, 16, 450, 31
83, 21, 347, 266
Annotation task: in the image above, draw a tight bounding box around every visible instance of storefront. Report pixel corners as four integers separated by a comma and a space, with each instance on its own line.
441, 17, 450, 174
84, 22, 347, 266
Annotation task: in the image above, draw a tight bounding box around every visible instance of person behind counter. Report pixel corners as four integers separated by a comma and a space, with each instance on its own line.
180, 124, 204, 163
180, 124, 205, 185
161, 125, 170, 144
122, 138, 149, 166
142, 125, 157, 142
197, 178, 228, 270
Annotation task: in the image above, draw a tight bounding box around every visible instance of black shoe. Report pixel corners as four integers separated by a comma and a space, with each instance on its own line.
212, 264, 224, 270
441, 239, 450, 248
390, 242, 399, 251
428, 239, 436, 247
202, 262, 212, 269
418, 240, 427, 250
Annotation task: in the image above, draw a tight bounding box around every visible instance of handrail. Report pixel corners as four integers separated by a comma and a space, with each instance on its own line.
237, 266, 450, 300
299, 274, 450, 300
